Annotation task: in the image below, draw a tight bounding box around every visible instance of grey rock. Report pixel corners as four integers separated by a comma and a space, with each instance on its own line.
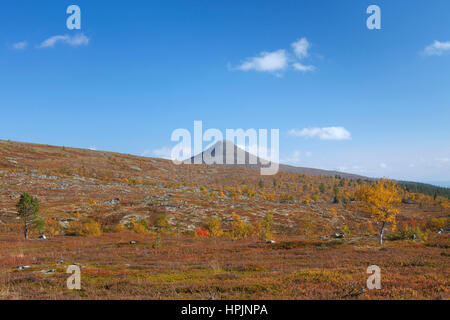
18, 265, 30, 271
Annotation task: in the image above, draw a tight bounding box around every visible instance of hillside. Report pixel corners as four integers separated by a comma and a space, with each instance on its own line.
0, 139, 449, 300
0, 139, 448, 235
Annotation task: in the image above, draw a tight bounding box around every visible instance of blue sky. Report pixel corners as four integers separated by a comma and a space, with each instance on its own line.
1, 1, 450, 185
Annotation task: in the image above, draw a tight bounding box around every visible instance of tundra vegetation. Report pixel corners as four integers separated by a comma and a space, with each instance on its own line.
0, 140, 448, 299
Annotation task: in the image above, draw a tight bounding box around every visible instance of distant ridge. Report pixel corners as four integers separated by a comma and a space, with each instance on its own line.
189, 140, 370, 180
0, 139, 448, 198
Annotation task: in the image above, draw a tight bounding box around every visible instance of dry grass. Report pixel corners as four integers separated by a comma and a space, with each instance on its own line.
0, 140, 449, 300
0, 233, 448, 300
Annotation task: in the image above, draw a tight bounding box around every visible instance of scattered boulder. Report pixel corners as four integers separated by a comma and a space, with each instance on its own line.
58, 219, 72, 229
40, 269, 55, 274
39, 234, 47, 240
331, 233, 345, 239
266, 240, 276, 244
104, 198, 121, 205
120, 214, 148, 225
18, 265, 30, 271
130, 240, 137, 245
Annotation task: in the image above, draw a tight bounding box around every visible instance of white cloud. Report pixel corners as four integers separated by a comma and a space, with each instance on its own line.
39, 33, 89, 48
281, 150, 303, 165
142, 147, 172, 159
336, 165, 367, 173
423, 40, 450, 56
233, 37, 316, 75
291, 38, 315, 73
236, 50, 288, 72
88, 146, 97, 151
12, 41, 28, 50
142, 146, 193, 162
379, 162, 387, 169
289, 127, 351, 141
292, 62, 315, 72
351, 165, 366, 172
291, 38, 310, 59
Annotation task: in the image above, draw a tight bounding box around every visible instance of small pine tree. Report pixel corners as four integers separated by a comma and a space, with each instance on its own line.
16, 193, 39, 239
333, 184, 340, 203
258, 179, 264, 189
319, 183, 326, 193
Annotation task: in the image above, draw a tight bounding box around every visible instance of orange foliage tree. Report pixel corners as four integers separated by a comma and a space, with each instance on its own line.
355, 179, 401, 244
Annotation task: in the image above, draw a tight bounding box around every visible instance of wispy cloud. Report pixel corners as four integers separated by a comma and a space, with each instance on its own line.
291, 38, 310, 59
142, 147, 172, 159
291, 38, 315, 72
235, 50, 288, 73
38, 33, 89, 48
292, 62, 315, 72
337, 165, 366, 173
289, 127, 351, 141
12, 41, 28, 50
281, 150, 303, 165
141, 146, 193, 162
232, 37, 316, 75
423, 40, 450, 56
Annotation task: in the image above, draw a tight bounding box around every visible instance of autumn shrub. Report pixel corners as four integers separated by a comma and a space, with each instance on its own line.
111, 223, 128, 233
195, 227, 210, 238
300, 218, 317, 237
205, 217, 223, 238
154, 214, 171, 233
425, 217, 449, 232
342, 225, 351, 235
230, 213, 253, 240
280, 193, 294, 202
67, 218, 102, 236
125, 218, 149, 234
388, 227, 428, 242
0, 222, 23, 233
44, 218, 61, 236
261, 212, 274, 240
365, 221, 375, 235
330, 208, 338, 217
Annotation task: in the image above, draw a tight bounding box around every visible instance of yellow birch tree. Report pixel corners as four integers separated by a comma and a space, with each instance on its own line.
355, 179, 401, 244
